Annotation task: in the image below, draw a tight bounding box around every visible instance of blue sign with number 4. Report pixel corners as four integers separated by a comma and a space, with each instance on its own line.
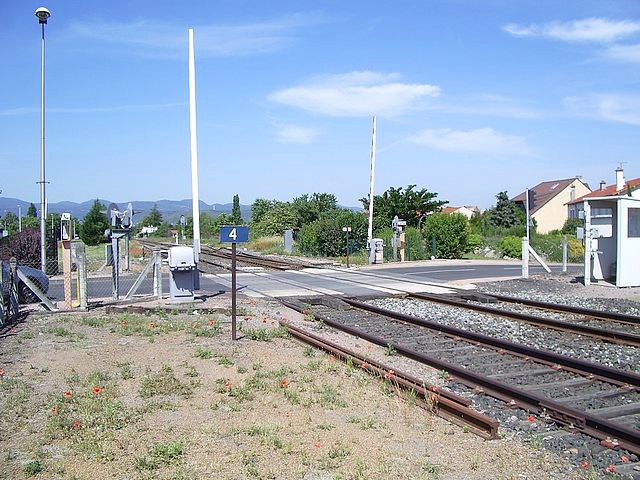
220, 225, 249, 243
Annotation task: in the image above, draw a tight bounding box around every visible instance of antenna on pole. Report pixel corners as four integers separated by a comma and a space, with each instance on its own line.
367, 115, 377, 264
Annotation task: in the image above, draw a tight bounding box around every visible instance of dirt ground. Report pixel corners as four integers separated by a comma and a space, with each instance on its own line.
0, 293, 590, 480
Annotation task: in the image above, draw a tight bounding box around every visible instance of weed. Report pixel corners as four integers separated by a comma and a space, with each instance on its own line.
242, 451, 260, 477
23, 460, 43, 477
241, 325, 289, 341
184, 366, 199, 378
438, 370, 449, 380
135, 441, 184, 470
81, 316, 107, 327
328, 445, 351, 460
422, 458, 440, 476
317, 423, 335, 431
283, 388, 301, 405
303, 345, 315, 357
237, 365, 248, 374
317, 384, 347, 409
194, 349, 213, 359
48, 326, 83, 340
463, 424, 470, 434
384, 343, 396, 356
217, 356, 235, 367
139, 365, 193, 399
303, 360, 323, 372
117, 362, 134, 380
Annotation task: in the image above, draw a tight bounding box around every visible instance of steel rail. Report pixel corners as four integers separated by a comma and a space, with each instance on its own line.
409, 292, 640, 347
347, 297, 640, 387
282, 319, 499, 439
304, 300, 640, 455
484, 292, 640, 326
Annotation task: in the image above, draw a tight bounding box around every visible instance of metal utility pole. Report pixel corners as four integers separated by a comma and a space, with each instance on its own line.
36, 7, 51, 273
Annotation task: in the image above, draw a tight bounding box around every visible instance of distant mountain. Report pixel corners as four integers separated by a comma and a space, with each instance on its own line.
0, 198, 251, 224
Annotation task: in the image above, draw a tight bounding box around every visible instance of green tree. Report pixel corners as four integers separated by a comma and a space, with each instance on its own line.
360, 185, 447, 230
231, 194, 243, 224
2, 212, 19, 235
489, 192, 522, 229
561, 217, 582, 236
142, 204, 163, 227
252, 203, 298, 236
292, 193, 338, 227
298, 209, 368, 257
250, 198, 280, 225
27, 203, 37, 217
423, 212, 470, 259
80, 199, 109, 246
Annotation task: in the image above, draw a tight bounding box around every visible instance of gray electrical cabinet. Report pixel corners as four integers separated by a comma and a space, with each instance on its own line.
168, 246, 196, 302
372, 238, 384, 264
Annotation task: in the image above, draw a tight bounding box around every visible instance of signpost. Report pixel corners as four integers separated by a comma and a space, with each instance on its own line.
220, 226, 249, 340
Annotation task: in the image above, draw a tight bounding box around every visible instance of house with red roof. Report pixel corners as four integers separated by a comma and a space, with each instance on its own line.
441, 206, 479, 219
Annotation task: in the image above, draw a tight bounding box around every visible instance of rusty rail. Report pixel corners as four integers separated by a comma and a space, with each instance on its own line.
282, 319, 500, 439
409, 292, 640, 347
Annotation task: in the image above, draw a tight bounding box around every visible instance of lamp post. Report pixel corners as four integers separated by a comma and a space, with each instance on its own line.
342, 226, 352, 268
18, 205, 22, 232
36, 6, 51, 273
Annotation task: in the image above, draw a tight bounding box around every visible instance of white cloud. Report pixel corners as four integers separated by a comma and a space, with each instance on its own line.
503, 18, 640, 43
409, 128, 529, 155
604, 43, 640, 62
269, 71, 440, 117
274, 123, 320, 144
564, 94, 640, 125
66, 13, 323, 58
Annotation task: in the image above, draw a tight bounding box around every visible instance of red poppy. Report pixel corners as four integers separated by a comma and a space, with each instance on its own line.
360, 362, 369, 370
208, 319, 216, 326
92, 386, 103, 394
72, 421, 81, 429
224, 381, 232, 390
314, 442, 321, 448
51, 407, 58, 414
63, 391, 72, 398
432, 386, 439, 392
621, 456, 629, 463
580, 461, 589, 468
148, 322, 156, 329
281, 379, 289, 388
384, 370, 395, 379
527, 415, 535, 422
606, 465, 616, 473
0, 368, 5, 376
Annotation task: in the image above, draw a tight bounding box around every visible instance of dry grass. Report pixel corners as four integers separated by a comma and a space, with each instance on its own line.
0, 298, 583, 479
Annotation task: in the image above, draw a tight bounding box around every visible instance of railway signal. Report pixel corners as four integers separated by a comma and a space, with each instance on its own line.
220, 225, 249, 340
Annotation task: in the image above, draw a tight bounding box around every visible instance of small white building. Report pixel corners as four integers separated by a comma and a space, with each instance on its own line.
570, 168, 640, 287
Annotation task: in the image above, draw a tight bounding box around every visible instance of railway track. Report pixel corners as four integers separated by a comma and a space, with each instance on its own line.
281, 295, 640, 475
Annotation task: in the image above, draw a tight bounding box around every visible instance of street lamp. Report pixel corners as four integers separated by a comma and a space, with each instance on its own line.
342, 226, 352, 268
36, 6, 51, 273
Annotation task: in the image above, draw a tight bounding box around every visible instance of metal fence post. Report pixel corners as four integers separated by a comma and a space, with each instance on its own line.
76, 242, 88, 309
153, 248, 162, 298
562, 235, 568, 273
522, 237, 529, 279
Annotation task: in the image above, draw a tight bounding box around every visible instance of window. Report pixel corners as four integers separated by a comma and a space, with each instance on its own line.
629, 208, 640, 238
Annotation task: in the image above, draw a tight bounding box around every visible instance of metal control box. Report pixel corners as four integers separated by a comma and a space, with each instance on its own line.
168, 246, 196, 301
372, 238, 384, 264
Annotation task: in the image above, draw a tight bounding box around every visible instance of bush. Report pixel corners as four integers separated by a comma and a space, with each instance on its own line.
499, 236, 522, 258
298, 210, 368, 257
466, 233, 484, 252
422, 213, 470, 259
531, 233, 584, 263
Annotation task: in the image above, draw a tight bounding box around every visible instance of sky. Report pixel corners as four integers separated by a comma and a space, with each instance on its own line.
1, 0, 640, 211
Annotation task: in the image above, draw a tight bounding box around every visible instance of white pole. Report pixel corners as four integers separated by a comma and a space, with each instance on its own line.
188, 28, 201, 260
367, 115, 377, 264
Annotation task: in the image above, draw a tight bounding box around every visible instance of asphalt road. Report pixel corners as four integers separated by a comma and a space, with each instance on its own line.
46, 260, 582, 302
